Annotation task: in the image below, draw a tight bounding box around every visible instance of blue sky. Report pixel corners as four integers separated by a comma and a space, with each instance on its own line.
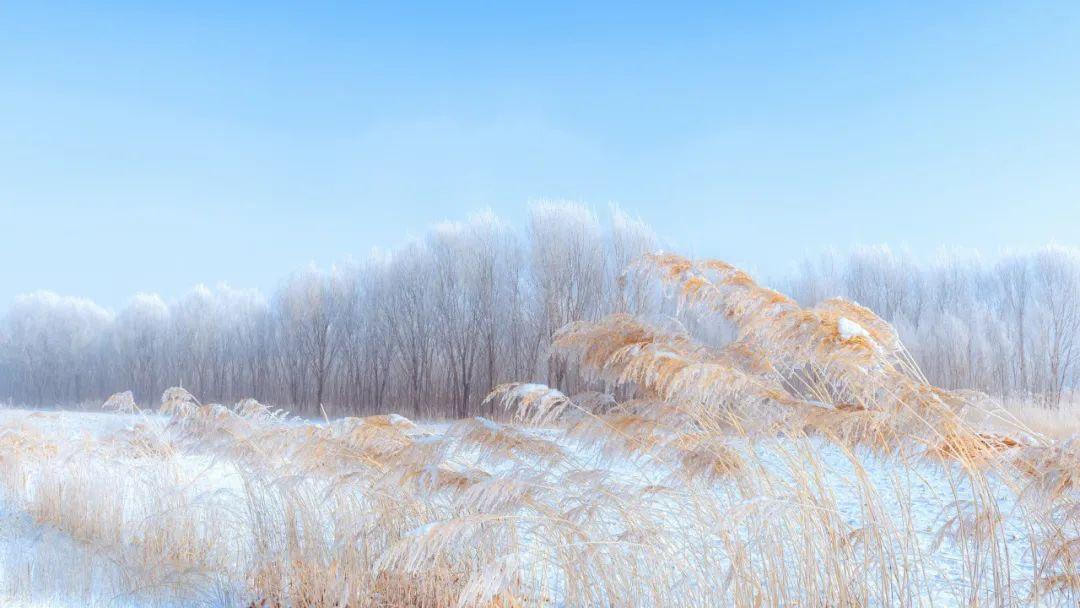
2, 1, 1079, 309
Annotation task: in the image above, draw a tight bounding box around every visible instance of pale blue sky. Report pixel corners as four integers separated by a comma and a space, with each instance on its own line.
2, 1, 1079, 310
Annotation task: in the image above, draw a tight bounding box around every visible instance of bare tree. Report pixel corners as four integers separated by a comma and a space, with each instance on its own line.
1032, 247, 1080, 408
529, 203, 608, 392
274, 268, 342, 414
111, 293, 169, 403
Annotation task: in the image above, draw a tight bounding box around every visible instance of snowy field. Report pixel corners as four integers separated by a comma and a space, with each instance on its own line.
0, 401, 1062, 607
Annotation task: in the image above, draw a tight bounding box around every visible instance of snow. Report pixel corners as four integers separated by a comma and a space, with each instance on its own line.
0, 408, 1049, 606
474, 415, 503, 432
838, 316, 870, 341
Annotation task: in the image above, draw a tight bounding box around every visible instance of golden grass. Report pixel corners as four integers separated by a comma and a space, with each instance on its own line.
1001, 400, 1080, 440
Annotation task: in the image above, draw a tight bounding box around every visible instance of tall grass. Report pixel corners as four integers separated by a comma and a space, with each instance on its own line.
0, 253, 1077, 606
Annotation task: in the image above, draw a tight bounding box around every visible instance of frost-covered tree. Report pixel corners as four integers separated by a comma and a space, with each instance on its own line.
110, 293, 169, 403
0, 292, 111, 404
3, 205, 1078, 414
529, 203, 609, 391
273, 268, 343, 414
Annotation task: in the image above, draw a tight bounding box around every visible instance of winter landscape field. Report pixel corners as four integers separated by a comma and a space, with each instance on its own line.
6, 2, 1080, 607
2, 252, 1079, 607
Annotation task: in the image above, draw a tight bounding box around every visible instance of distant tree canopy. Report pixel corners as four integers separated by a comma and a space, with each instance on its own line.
2, 205, 1079, 415
0, 204, 661, 417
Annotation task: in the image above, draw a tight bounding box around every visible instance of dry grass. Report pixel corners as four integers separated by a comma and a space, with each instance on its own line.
0, 252, 1078, 606
1000, 400, 1080, 440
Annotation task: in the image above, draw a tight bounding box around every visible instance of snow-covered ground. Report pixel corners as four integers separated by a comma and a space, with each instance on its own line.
0, 409, 250, 607
0, 407, 1054, 607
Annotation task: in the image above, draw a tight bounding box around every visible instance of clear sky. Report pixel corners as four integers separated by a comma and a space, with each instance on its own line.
2, 1, 1079, 310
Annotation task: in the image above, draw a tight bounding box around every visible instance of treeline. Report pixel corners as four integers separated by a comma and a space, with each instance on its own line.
2, 204, 1079, 414
0, 204, 663, 416
785, 245, 1080, 407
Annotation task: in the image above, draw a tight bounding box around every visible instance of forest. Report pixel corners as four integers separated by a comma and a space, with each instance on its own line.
2, 203, 1078, 415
